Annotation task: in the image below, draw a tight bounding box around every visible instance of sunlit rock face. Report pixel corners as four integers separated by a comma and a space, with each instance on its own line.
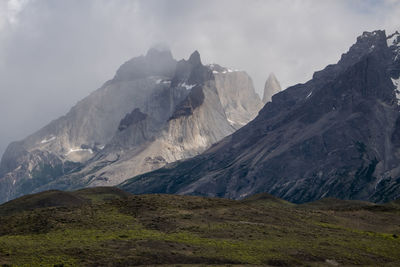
121, 30, 400, 204
262, 73, 281, 104
209, 64, 263, 129
0, 48, 262, 202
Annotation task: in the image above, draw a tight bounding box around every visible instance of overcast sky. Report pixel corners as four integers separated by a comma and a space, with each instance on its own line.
0, 0, 400, 157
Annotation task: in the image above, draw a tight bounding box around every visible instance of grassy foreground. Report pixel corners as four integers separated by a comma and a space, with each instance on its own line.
0, 187, 399, 266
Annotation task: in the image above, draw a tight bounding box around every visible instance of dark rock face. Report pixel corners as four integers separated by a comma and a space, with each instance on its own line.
121, 30, 400, 203
118, 108, 148, 131
169, 51, 213, 119
0, 141, 27, 176
170, 86, 205, 119
171, 51, 213, 87
0, 149, 80, 203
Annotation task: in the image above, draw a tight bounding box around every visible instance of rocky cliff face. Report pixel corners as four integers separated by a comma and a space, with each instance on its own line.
262, 73, 281, 103
0, 49, 262, 202
121, 30, 400, 204
209, 64, 263, 128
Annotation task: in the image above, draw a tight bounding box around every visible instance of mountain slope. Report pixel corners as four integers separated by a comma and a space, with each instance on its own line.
0, 49, 262, 203
121, 30, 400, 203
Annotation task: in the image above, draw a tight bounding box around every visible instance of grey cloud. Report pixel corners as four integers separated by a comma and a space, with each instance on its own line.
1, 0, 400, 157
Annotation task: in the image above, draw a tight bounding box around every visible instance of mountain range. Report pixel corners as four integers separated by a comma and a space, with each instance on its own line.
0, 49, 264, 203
121, 30, 400, 203
1, 30, 400, 206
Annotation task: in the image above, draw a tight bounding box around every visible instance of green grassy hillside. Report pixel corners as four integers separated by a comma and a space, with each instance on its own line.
0, 188, 399, 266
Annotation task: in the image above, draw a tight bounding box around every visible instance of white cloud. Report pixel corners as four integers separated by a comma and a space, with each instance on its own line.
0, 0, 32, 30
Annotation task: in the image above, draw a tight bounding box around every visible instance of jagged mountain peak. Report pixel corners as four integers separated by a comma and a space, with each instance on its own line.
120, 29, 400, 204
114, 48, 176, 81
387, 31, 400, 47
387, 31, 400, 68
0, 46, 263, 203
262, 73, 281, 103
188, 50, 202, 66
357, 30, 386, 41
172, 51, 211, 87
311, 30, 390, 85
342, 30, 387, 61
267, 72, 278, 80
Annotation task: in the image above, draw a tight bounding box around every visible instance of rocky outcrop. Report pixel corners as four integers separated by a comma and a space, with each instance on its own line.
209, 64, 263, 129
34, 52, 237, 189
121, 30, 400, 204
262, 73, 281, 103
0, 48, 262, 203
118, 108, 148, 131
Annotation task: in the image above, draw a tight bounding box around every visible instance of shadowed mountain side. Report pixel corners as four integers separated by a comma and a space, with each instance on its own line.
121, 30, 400, 204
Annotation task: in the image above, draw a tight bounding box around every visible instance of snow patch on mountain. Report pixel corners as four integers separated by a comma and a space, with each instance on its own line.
388, 31, 400, 61
66, 148, 93, 155
223, 68, 238, 73
180, 82, 196, 90
227, 118, 236, 125
40, 136, 56, 144
387, 32, 399, 47
392, 77, 400, 104
207, 64, 239, 74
